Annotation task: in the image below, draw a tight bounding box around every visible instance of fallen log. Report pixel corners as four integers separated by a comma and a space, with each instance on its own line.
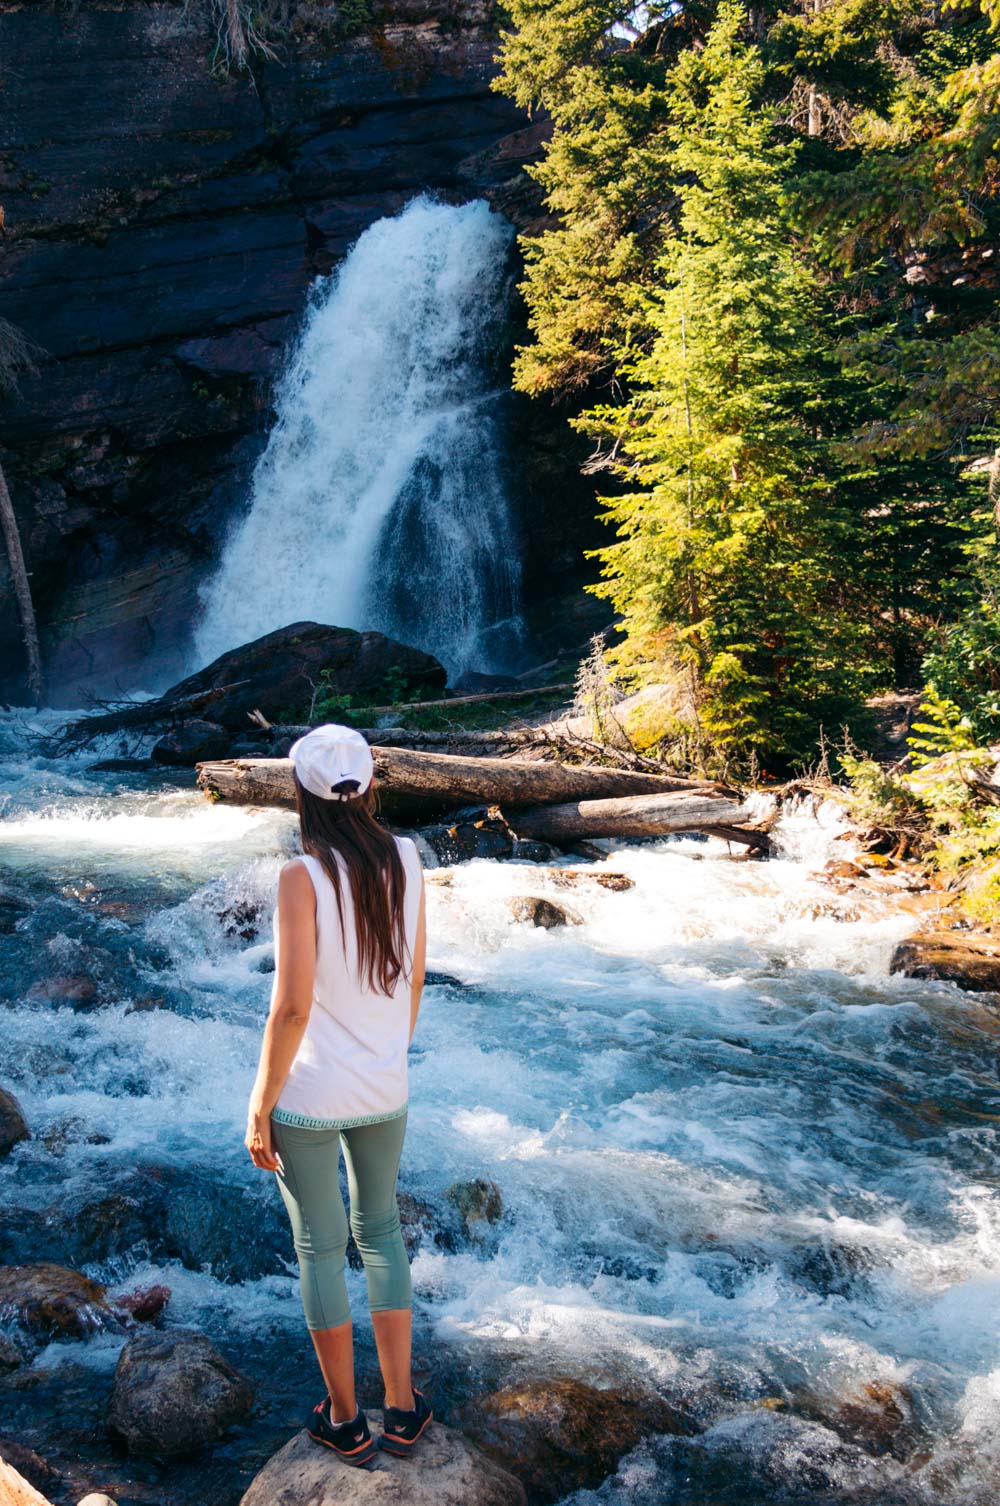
51, 680, 251, 751
510, 792, 755, 843
196, 749, 734, 815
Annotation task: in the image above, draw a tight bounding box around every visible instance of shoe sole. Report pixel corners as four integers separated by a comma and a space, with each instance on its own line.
307, 1427, 378, 1466
376, 1410, 434, 1456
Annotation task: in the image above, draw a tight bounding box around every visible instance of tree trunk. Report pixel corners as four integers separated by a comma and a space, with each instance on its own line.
0, 458, 43, 706
510, 792, 753, 842
195, 750, 734, 816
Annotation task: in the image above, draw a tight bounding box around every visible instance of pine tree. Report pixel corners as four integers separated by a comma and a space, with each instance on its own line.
584, 2, 871, 767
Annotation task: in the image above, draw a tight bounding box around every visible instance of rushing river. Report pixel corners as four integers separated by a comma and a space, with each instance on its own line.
2, 709, 1000, 1504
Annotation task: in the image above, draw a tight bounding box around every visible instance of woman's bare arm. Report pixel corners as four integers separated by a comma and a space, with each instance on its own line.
245, 860, 316, 1170
409, 871, 426, 1044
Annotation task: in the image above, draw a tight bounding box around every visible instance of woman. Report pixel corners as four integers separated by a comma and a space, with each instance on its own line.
245, 723, 432, 1467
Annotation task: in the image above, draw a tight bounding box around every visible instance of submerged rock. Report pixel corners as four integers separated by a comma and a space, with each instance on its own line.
151, 719, 230, 766
455, 1378, 691, 1504
24, 974, 98, 1010
0, 1087, 29, 1158
0, 891, 31, 934
158, 622, 446, 731
113, 1284, 171, 1326
239, 1416, 526, 1506
890, 931, 1000, 994
446, 1178, 504, 1239
0, 1262, 118, 1341
508, 896, 582, 929
0, 1335, 24, 1370
106, 1328, 252, 1457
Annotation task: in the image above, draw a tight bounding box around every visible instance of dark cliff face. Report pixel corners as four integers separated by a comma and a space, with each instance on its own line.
0, 0, 580, 705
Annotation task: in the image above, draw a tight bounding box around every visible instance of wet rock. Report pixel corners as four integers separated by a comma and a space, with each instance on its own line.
159, 622, 447, 731
151, 719, 230, 766
106, 1328, 253, 1458
58, 1168, 288, 1281
827, 1380, 921, 1461
0, 1262, 119, 1341
123, 994, 170, 1016
0, 1437, 62, 1497
455, 1379, 691, 1504
542, 868, 635, 893
240, 1415, 526, 1506
424, 809, 515, 864
25, 974, 98, 1010
41, 1117, 110, 1155
508, 896, 582, 929
218, 898, 264, 943
0, 1335, 24, 1371
511, 839, 559, 863
890, 931, 1000, 994
660, 1411, 890, 1497
0, 1087, 29, 1158
0, 891, 31, 934
227, 733, 274, 758
446, 1178, 503, 1238
822, 859, 867, 881
112, 1284, 171, 1327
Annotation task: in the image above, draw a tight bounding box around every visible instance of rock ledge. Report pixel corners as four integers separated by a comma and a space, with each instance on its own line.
239, 1415, 526, 1505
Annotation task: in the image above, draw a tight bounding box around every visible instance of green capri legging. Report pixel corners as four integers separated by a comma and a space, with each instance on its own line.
271, 1113, 412, 1331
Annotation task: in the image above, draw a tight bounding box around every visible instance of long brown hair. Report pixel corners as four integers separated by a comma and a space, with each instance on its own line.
294, 774, 409, 995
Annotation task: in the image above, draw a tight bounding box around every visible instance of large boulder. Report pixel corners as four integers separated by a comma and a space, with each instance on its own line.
240, 1417, 526, 1506
454, 1379, 691, 1504
106, 1328, 252, 1457
0, 1088, 29, 1158
158, 622, 447, 731
151, 719, 230, 766
890, 931, 1000, 994
0, 1263, 119, 1341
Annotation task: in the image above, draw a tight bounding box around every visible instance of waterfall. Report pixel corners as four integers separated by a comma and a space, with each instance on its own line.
193, 197, 522, 678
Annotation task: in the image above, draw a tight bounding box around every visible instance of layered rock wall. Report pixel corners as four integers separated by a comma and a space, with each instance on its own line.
0, 1, 555, 702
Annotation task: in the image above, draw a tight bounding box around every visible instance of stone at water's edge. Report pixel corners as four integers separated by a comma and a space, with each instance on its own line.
0, 1263, 118, 1342
454, 1378, 694, 1505
159, 622, 447, 732
890, 931, 1000, 994
151, 720, 230, 766
0, 1087, 29, 1158
106, 1328, 253, 1457
239, 1418, 526, 1506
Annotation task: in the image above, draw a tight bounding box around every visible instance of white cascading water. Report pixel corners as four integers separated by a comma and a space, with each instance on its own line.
4, 704, 1000, 1501
193, 197, 522, 677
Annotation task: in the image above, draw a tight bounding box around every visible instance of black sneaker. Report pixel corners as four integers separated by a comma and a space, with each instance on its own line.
306, 1398, 377, 1465
377, 1387, 434, 1456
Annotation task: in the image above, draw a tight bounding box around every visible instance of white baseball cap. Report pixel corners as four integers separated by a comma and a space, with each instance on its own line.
289, 723, 375, 801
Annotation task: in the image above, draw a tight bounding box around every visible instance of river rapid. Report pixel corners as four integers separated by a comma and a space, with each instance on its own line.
2, 709, 1000, 1504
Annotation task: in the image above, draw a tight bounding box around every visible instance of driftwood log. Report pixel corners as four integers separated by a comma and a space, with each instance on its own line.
196, 749, 733, 817
510, 793, 754, 843
50, 680, 252, 751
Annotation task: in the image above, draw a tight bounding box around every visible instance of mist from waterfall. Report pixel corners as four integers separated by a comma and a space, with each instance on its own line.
192, 197, 522, 678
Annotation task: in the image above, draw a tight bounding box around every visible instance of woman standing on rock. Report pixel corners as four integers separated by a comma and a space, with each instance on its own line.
244, 723, 432, 1466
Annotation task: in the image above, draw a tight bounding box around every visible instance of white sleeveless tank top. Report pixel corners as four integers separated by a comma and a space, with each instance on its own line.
270, 836, 423, 1130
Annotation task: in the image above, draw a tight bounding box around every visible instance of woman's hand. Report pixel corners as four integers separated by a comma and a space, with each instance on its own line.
245, 1101, 280, 1171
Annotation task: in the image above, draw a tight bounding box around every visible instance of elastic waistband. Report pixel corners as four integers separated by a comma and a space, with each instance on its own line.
270, 1101, 408, 1131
